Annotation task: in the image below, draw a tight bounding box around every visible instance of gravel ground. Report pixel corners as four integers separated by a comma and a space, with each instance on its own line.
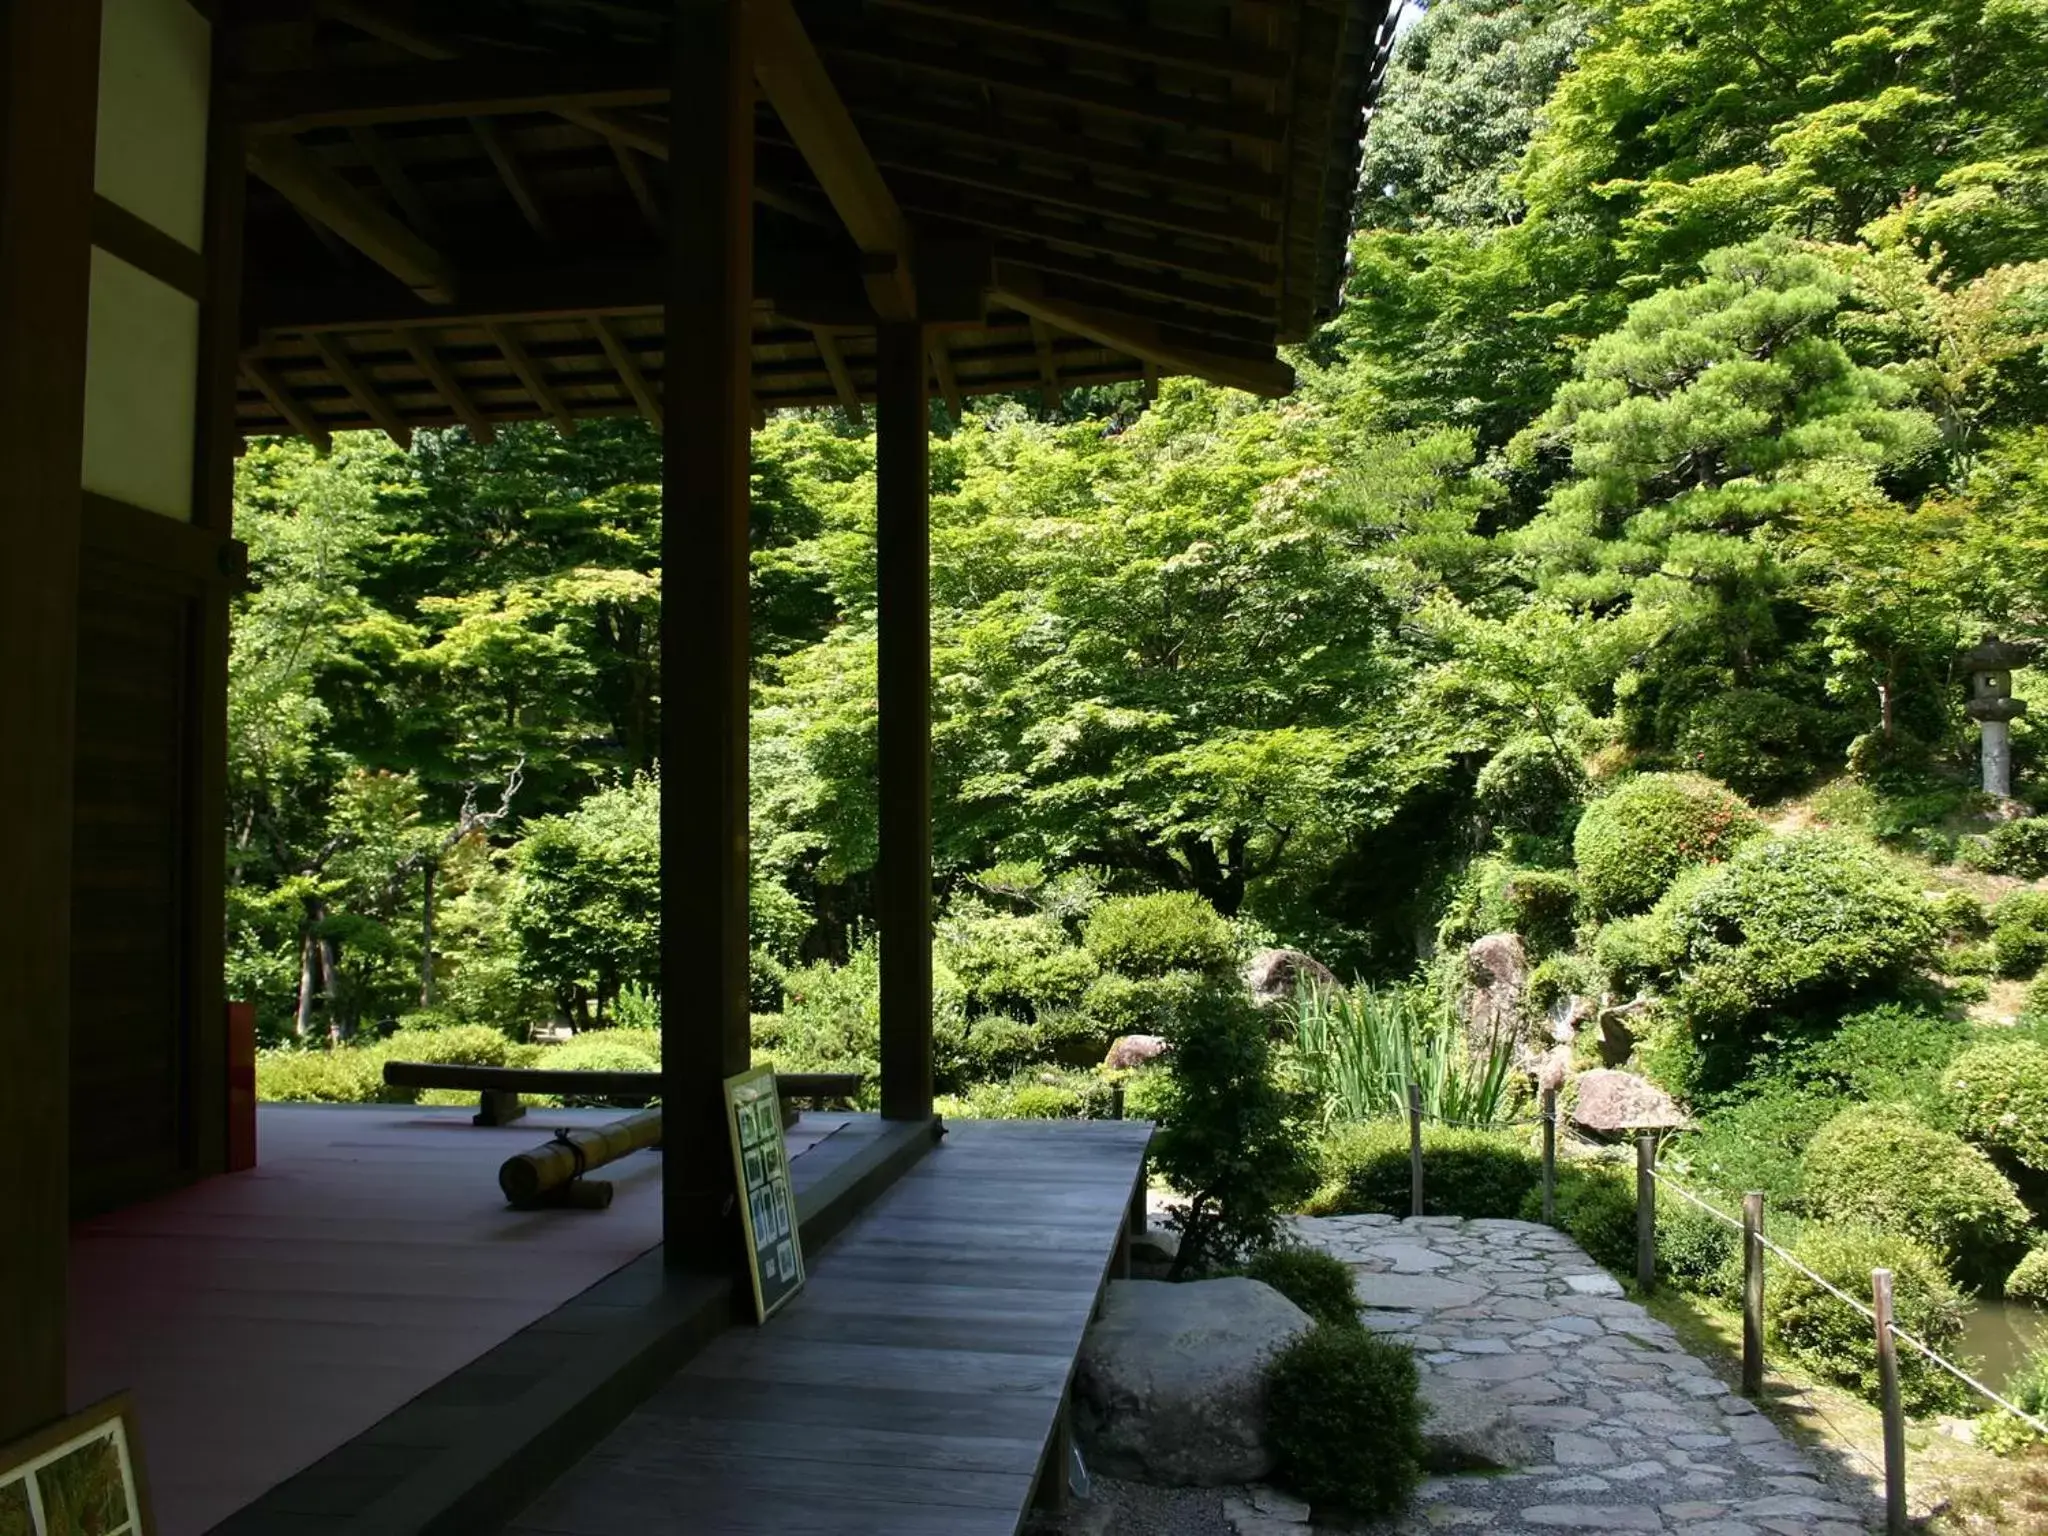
1029, 1474, 1234, 1536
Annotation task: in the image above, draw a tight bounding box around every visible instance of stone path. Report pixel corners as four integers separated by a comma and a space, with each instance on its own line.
1275, 1214, 1876, 1536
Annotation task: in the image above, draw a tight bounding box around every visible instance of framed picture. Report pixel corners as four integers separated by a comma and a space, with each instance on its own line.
742, 1145, 764, 1190
0, 1394, 153, 1536
723, 1065, 806, 1322
737, 1101, 759, 1148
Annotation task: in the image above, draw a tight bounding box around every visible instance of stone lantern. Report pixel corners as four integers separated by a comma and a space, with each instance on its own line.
1959, 636, 2035, 799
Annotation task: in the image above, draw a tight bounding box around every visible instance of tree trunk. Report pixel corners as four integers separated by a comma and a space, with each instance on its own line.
294, 933, 318, 1042
318, 930, 343, 1041
420, 860, 437, 1007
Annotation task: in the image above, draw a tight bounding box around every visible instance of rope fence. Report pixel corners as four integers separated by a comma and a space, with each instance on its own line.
1392, 1096, 2042, 1532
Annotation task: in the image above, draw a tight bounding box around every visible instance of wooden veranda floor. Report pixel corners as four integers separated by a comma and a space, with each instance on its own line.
504, 1118, 1155, 1536
67, 1104, 856, 1536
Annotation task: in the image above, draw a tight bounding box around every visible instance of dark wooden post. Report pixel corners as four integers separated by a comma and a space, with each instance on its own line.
876, 321, 933, 1121
1540, 1087, 1557, 1224
1635, 1132, 1656, 1293
1742, 1191, 1765, 1397
0, 0, 100, 1445
662, 0, 756, 1266
1407, 1082, 1424, 1217
1873, 1268, 1907, 1534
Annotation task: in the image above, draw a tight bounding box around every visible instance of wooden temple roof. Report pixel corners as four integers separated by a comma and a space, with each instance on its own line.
225, 0, 1403, 444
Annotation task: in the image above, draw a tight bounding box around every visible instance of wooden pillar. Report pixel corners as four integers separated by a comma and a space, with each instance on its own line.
662, 0, 755, 1267
876, 322, 933, 1121
0, 0, 101, 1444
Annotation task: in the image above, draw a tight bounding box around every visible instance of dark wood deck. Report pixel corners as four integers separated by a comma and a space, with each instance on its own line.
504, 1118, 1154, 1536
67, 1104, 857, 1536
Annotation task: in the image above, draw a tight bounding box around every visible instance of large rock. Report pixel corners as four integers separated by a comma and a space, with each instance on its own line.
1420, 1375, 1537, 1471
1243, 948, 1337, 1008
1104, 1034, 1168, 1070
1570, 1069, 1688, 1134
1459, 932, 1530, 1055
1075, 1278, 1311, 1485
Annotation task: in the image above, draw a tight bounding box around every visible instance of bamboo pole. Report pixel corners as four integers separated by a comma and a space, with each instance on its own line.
1635, 1132, 1656, 1293
1742, 1192, 1765, 1397
498, 1108, 663, 1207
1540, 1087, 1557, 1224
1874, 1269, 1907, 1535
1408, 1082, 1424, 1218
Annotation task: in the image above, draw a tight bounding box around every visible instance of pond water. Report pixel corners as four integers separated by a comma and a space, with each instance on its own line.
1958, 1297, 2048, 1392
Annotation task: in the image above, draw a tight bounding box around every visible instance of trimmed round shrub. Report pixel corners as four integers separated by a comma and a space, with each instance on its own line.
1081, 969, 1206, 1038
1984, 818, 2048, 879
1768, 1223, 1971, 1415
1593, 910, 1686, 996
1475, 734, 1583, 835
1308, 1122, 1538, 1219
529, 1031, 660, 1105
1976, 1347, 2048, 1453
1801, 1106, 2031, 1289
1083, 892, 1235, 979
1265, 1326, 1424, 1518
1526, 952, 1598, 1019
256, 1046, 383, 1104
1436, 859, 1578, 957
1681, 1087, 1840, 1213
1674, 689, 1810, 802
1573, 772, 1762, 916
2008, 1248, 2048, 1308
1527, 1163, 1637, 1273
1992, 891, 2048, 979
1658, 1200, 1741, 1301
937, 910, 1099, 1020
1945, 1040, 2048, 1172
1244, 1246, 1360, 1330
381, 1022, 520, 1067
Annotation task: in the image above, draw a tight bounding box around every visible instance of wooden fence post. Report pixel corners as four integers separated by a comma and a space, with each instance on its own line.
1408, 1082, 1424, 1218
1540, 1088, 1557, 1225
1873, 1268, 1907, 1535
1742, 1191, 1765, 1398
1635, 1132, 1656, 1293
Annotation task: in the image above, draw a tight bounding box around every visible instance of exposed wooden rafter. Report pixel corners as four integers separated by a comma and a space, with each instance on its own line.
869, 0, 1293, 80
348, 125, 439, 240
929, 337, 964, 421
1028, 316, 1059, 416
246, 135, 455, 302
486, 323, 577, 434
402, 332, 494, 443
315, 0, 460, 60
233, 52, 669, 133
243, 357, 333, 452
470, 115, 551, 239
813, 331, 865, 423
751, 0, 917, 322
609, 140, 661, 232
311, 333, 414, 446
590, 316, 662, 429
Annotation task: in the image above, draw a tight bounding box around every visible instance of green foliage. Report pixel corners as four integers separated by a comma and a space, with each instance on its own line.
1993, 891, 2048, 979
1151, 985, 1317, 1275
1945, 1040, 2048, 1172
1264, 1326, 1424, 1519
1801, 1105, 2031, 1288
1243, 1246, 1362, 1331
941, 1070, 1119, 1121
1533, 1163, 1639, 1273
1082, 893, 1236, 980
1572, 774, 1761, 916
1983, 819, 2048, 878
1079, 971, 1206, 1041
2008, 1249, 2048, 1309
1769, 1224, 1972, 1416
1474, 734, 1584, 837
1657, 1201, 1741, 1302
1672, 690, 1812, 803
256, 1046, 386, 1104
1288, 983, 1516, 1129
937, 906, 1100, 1021
1680, 1088, 1839, 1212
1976, 1348, 2048, 1454
1437, 858, 1578, 956
1526, 952, 1598, 1017
1309, 1121, 1538, 1219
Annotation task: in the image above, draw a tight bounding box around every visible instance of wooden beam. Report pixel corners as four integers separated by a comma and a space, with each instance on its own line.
311, 332, 414, 446
402, 332, 495, 442
1029, 317, 1060, 416
813, 330, 864, 424
992, 264, 1294, 397
0, 0, 98, 1446
246, 134, 455, 301
1143, 360, 1159, 403
233, 51, 668, 133
486, 323, 575, 434
561, 104, 838, 227
749, 0, 916, 321
348, 125, 438, 240
929, 336, 963, 421
316, 0, 459, 60
243, 356, 334, 451
470, 115, 551, 240
870, 0, 1292, 81
608, 139, 661, 233
591, 315, 661, 429
664, 0, 755, 1269
876, 320, 933, 1122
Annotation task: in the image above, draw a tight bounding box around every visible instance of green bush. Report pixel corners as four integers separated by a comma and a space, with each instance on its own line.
1984, 818, 2048, 879
937, 908, 1099, 1020
1526, 953, 1598, 1018
1475, 734, 1583, 836
1768, 1223, 1971, 1415
1769, 1003, 1970, 1112
772, 940, 885, 1079
1573, 772, 1762, 916
944, 1070, 1119, 1120
381, 1022, 520, 1067
1930, 888, 1992, 939
1659, 833, 1941, 1067
256, 1046, 383, 1103
1945, 1040, 2048, 1172
1944, 941, 1999, 976
1801, 1106, 2031, 1289
1081, 970, 1206, 1038
1151, 985, 1317, 1274
1681, 1087, 1840, 1211
1593, 910, 1686, 996
1530, 1163, 1638, 1273
1976, 1348, 2048, 1453
2008, 1248, 2048, 1308
1657, 1200, 1741, 1301
1244, 1246, 1360, 1330
1674, 689, 1810, 802
1083, 893, 1236, 979
1309, 1121, 1537, 1219
1993, 892, 2048, 979
1265, 1326, 1423, 1518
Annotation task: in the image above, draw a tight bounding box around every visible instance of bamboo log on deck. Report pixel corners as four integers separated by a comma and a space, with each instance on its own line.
499, 1107, 664, 1207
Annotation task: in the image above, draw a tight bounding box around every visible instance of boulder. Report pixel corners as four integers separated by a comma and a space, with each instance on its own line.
1569, 1069, 1688, 1134
1104, 1034, 1168, 1070
1243, 948, 1337, 1008
1420, 1375, 1537, 1471
1075, 1278, 1311, 1485
1459, 932, 1530, 1056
